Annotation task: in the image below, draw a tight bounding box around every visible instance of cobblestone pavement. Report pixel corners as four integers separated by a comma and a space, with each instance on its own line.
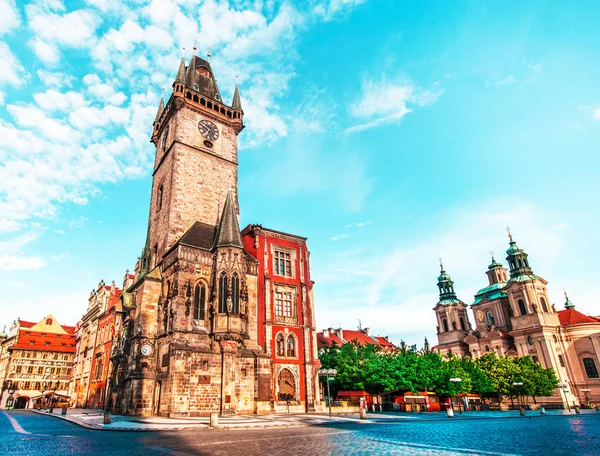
2, 409, 599, 455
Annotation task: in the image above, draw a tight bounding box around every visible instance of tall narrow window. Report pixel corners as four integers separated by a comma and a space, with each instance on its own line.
157, 185, 163, 211
231, 273, 240, 314
486, 311, 494, 326
460, 317, 466, 331
153, 244, 158, 268
540, 297, 549, 313
275, 291, 293, 317
274, 250, 292, 277
558, 354, 566, 368
276, 333, 285, 356
518, 299, 527, 315
218, 273, 228, 313
442, 319, 449, 332
194, 284, 206, 320
286, 335, 296, 357
584, 358, 599, 378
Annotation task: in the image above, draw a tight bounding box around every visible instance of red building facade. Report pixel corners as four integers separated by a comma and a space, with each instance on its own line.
242, 225, 320, 412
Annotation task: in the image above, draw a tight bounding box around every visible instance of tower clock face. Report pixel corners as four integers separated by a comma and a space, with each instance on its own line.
140, 343, 153, 357
198, 119, 219, 141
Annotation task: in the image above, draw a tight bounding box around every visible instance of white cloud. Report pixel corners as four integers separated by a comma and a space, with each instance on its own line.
0, 0, 21, 35
331, 234, 350, 241
0, 42, 26, 86
345, 76, 442, 134
29, 37, 60, 64
7, 105, 78, 143
0, 228, 47, 271
38, 70, 76, 89
593, 107, 600, 121
27, 6, 100, 48
34, 90, 86, 112
346, 221, 373, 228
313, 0, 367, 22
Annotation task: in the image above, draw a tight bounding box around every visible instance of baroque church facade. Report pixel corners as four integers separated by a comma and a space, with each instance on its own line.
107, 54, 320, 416
434, 234, 600, 407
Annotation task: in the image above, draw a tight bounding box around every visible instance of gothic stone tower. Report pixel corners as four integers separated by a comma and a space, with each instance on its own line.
113, 54, 272, 417
433, 263, 471, 356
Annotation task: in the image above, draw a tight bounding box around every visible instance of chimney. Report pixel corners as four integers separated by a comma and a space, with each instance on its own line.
363, 327, 371, 337
322, 328, 329, 337
335, 328, 343, 339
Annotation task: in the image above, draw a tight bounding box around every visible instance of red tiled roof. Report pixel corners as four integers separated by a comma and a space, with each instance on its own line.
61, 325, 76, 335
558, 308, 600, 325
11, 330, 76, 353
374, 336, 396, 349
317, 332, 345, 348
19, 321, 35, 328
342, 330, 379, 345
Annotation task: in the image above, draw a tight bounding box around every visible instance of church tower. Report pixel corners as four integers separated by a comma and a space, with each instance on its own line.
433, 263, 471, 356
146, 53, 244, 267
112, 54, 275, 418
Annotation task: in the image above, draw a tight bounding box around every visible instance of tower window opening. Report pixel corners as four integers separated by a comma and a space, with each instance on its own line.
286, 335, 296, 357
276, 333, 285, 357
231, 273, 240, 314
486, 311, 494, 326
193, 284, 206, 320
186, 92, 191, 99
157, 185, 163, 211
193, 95, 199, 103
218, 273, 228, 313
518, 299, 527, 315
460, 317, 466, 331
583, 358, 599, 378
442, 319, 449, 332
540, 297, 549, 313
558, 354, 566, 368
200, 98, 206, 106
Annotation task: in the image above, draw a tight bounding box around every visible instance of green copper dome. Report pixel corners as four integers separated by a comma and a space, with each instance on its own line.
488, 256, 502, 270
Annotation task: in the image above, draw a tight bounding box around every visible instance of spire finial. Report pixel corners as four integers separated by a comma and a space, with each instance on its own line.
193, 40, 197, 55
182, 46, 185, 58
207, 46, 211, 61
439, 257, 444, 270
490, 250, 494, 261
506, 226, 513, 242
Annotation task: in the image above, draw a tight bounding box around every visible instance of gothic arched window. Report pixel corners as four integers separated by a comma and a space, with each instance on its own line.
443, 319, 449, 332
276, 333, 285, 357
583, 358, 599, 379
286, 335, 296, 357
540, 297, 549, 313
518, 299, 527, 316
194, 284, 206, 320
218, 273, 228, 313
231, 273, 240, 314
460, 317, 466, 331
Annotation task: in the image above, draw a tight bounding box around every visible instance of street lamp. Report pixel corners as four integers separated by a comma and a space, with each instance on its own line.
512, 381, 524, 415
560, 382, 571, 411
318, 368, 337, 417
449, 378, 462, 415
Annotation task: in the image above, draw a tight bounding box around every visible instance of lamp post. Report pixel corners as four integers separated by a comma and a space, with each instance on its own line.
449, 378, 462, 415
318, 368, 337, 417
560, 382, 571, 411
512, 381, 524, 416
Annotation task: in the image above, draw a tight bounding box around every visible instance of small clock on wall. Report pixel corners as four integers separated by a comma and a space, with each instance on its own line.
477, 310, 484, 322
140, 343, 153, 357
198, 119, 219, 141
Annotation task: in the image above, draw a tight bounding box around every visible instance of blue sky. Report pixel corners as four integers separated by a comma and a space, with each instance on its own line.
1, 0, 599, 346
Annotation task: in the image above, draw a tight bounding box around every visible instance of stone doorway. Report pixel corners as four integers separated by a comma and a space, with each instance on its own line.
278, 368, 296, 401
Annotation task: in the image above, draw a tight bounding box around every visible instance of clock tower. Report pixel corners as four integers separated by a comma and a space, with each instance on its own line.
147, 54, 244, 267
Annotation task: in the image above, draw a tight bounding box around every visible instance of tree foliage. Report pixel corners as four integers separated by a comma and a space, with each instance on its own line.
319, 344, 560, 401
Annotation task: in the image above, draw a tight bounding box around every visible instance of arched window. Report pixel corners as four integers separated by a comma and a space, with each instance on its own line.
460, 317, 466, 331
276, 333, 285, 357
157, 185, 163, 211
231, 273, 240, 314
518, 299, 527, 315
46, 318, 52, 325
442, 319, 449, 332
193, 284, 206, 320
452, 321, 457, 330
278, 368, 296, 401
486, 311, 494, 326
540, 297, 549, 313
286, 335, 296, 357
583, 358, 599, 378
218, 273, 227, 313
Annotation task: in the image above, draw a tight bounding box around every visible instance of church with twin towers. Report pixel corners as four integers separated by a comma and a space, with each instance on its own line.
433, 232, 600, 407
107, 52, 320, 416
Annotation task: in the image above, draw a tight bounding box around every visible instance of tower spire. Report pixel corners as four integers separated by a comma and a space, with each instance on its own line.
505, 231, 534, 278
437, 261, 458, 301
564, 290, 575, 309
232, 77, 242, 110
175, 56, 186, 82
213, 189, 243, 249
154, 93, 165, 123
